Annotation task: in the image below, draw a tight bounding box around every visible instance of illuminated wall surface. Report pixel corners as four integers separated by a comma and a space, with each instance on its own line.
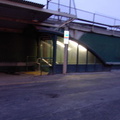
0, 31, 117, 65
40, 40, 53, 65
0, 30, 120, 73
56, 36, 101, 65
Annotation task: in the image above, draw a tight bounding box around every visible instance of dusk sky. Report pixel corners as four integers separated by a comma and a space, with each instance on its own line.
25, 0, 120, 20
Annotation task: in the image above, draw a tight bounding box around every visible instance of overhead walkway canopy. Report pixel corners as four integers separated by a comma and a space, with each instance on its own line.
0, 0, 76, 32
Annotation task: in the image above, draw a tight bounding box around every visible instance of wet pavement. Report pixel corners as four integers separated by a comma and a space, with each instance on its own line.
0, 71, 120, 120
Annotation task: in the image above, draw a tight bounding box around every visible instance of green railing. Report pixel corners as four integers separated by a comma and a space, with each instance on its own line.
36, 57, 52, 75
46, 1, 120, 35
26, 56, 53, 75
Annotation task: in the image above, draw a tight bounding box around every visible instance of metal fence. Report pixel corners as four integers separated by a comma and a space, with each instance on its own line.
45, 1, 120, 33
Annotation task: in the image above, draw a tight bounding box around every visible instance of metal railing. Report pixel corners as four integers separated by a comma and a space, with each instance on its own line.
26, 56, 53, 75
36, 57, 52, 75
46, 1, 77, 15
45, 1, 120, 36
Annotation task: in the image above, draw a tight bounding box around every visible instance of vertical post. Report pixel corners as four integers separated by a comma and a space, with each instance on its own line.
58, 0, 60, 20
46, 0, 51, 9
92, 13, 95, 32
69, 0, 71, 14
52, 35, 57, 74
85, 50, 88, 72
63, 29, 69, 74
37, 37, 40, 58
58, 0, 60, 11
37, 36, 40, 72
72, 0, 77, 16
76, 44, 79, 72
113, 19, 116, 36
63, 44, 68, 74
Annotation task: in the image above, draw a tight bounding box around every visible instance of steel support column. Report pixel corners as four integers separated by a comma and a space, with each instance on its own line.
52, 35, 57, 74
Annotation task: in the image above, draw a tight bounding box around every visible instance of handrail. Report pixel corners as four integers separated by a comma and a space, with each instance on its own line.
36, 57, 52, 75
46, 1, 120, 33
36, 57, 52, 67
26, 56, 52, 75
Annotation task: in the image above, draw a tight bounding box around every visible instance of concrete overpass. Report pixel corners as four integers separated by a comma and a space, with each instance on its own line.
0, 0, 120, 73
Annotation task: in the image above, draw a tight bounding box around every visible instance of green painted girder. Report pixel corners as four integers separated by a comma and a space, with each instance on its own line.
80, 32, 120, 65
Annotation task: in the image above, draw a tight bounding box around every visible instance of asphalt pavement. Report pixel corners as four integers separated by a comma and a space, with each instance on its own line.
0, 71, 120, 120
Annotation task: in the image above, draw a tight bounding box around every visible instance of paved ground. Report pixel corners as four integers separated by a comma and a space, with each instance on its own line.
1, 71, 120, 120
